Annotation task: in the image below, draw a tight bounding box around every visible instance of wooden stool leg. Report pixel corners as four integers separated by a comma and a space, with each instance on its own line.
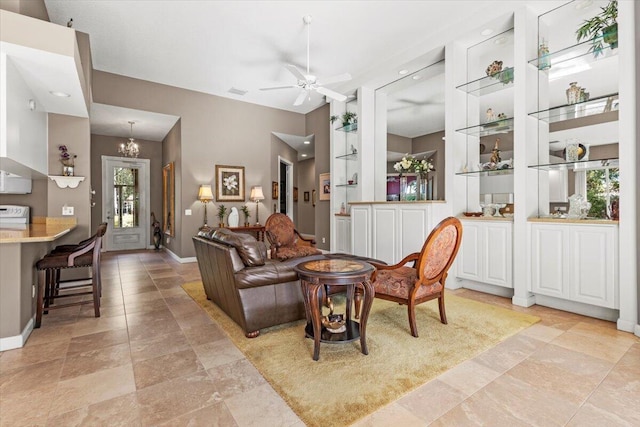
354, 286, 362, 319
92, 263, 101, 318
35, 269, 47, 328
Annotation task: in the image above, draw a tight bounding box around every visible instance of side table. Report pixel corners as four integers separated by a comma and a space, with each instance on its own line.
294, 259, 374, 361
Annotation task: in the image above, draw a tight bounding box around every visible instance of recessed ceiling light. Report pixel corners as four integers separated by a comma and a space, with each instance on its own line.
494, 36, 508, 45
301, 154, 307, 157
412, 75, 422, 80
481, 28, 493, 36
398, 69, 409, 75
49, 91, 70, 97
303, 140, 310, 145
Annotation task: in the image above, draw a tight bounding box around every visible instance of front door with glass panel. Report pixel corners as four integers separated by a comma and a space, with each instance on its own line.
102, 156, 150, 251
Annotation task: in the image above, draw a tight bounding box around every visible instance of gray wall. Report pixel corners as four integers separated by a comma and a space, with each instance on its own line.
388, 133, 411, 153
297, 158, 315, 235
306, 104, 330, 250
162, 120, 181, 254
271, 134, 299, 223
92, 71, 306, 258
90, 134, 163, 246
636, 0, 640, 325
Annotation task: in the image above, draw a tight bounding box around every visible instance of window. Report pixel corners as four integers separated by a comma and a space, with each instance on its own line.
585, 167, 619, 219
113, 167, 140, 228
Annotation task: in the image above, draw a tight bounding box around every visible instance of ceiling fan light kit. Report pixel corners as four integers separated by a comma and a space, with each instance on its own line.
259, 15, 351, 106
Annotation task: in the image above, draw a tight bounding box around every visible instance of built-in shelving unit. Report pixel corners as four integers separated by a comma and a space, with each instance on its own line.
455, 67, 514, 96
529, 93, 618, 123
455, 118, 514, 137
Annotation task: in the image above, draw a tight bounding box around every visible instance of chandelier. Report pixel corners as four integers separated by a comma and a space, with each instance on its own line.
118, 121, 140, 158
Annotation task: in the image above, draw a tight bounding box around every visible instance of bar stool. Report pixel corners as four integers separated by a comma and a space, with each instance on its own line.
35, 223, 107, 328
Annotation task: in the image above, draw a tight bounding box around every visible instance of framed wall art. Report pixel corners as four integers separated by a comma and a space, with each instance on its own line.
293, 187, 298, 202
319, 172, 330, 201
162, 162, 175, 236
215, 165, 245, 201
272, 181, 278, 199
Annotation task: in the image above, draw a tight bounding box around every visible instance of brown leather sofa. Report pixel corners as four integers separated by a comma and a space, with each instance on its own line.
193, 228, 325, 338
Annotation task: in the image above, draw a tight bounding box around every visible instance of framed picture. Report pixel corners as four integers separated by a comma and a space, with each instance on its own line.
319, 173, 330, 201
293, 187, 298, 202
272, 181, 278, 199
162, 162, 175, 236
304, 191, 310, 202
215, 165, 245, 201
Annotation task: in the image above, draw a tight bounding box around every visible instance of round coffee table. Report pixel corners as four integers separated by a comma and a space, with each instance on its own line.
294, 259, 375, 361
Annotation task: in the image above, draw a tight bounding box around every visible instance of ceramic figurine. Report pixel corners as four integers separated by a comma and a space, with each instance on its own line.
485, 60, 503, 77
228, 207, 239, 227
490, 138, 502, 164
566, 82, 582, 105
486, 108, 495, 122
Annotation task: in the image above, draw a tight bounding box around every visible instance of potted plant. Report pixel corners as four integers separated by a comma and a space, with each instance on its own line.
240, 205, 251, 226
576, 0, 618, 57
217, 204, 227, 227
330, 112, 358, 131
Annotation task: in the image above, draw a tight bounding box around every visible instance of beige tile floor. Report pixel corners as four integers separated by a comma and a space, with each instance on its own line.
1, 250, 638, 426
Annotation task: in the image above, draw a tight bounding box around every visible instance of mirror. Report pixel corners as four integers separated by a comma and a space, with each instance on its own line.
378, 60, 446, 200
162, 162, 175, 236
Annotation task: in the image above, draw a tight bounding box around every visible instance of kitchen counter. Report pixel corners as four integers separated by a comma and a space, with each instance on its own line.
0, 217, 76, 350
528, 217, 619, 225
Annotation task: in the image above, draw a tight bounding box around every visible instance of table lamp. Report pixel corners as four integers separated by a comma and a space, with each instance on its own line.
250, 186, 265, 225
198, 184, 214, 227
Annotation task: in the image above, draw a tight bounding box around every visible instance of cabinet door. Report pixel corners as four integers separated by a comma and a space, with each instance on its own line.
482, 222, 513, 288
530, 224, 567, 298
335, 217, 351, 254
456, 221, 482, 282
569, 226, 618, 309
351, 206, 370, 258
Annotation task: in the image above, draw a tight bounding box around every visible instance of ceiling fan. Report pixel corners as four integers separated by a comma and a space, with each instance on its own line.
259, 15, 351, 106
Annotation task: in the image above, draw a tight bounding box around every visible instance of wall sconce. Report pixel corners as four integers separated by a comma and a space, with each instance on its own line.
250, 186, 265, 225
198, 184, 214, 227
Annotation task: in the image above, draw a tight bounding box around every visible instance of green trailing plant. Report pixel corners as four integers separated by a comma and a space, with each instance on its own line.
329, 115, 339, 124
217, 204, 227, 223
240, 205, 251, 223
329, 112, 358, 127
576, 0, 618, 57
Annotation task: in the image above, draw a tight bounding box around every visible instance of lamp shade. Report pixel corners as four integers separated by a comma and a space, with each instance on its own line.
250, 186, 265, 201
198, 184, 213, 202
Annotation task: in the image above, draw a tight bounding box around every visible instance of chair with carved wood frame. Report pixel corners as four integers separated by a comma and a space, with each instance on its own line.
369, 217, 463, 337
264, 213, 321, 260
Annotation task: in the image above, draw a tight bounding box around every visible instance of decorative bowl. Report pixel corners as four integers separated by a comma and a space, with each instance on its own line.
322, 314, 346, 333
462, 212, 483, 217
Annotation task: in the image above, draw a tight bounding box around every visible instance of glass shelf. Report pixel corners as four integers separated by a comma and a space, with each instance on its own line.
529, 93, 618, 123
455, 168, 514, 177
336, 183, 358, 188
456, 68, 514, 96
335, 153, 358, 161
529, 158, 618, 171
455, 118, 514, 137
528, 37, 618, 70
335, 123, 358, 133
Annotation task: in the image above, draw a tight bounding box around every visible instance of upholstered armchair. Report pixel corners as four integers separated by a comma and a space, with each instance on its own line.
264, 213, 322, 260
369, 217, 463, 337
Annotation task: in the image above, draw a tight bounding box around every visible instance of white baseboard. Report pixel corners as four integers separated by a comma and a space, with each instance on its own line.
0, 317, 34, 351
535, 294, 619, 322
635, 324, 640, 338
164, 248, 197, 264
456, 279, 514, 298
617, 318, 638, 333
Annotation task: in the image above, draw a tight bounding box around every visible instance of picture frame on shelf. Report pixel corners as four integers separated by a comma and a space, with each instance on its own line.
319, 173, 330, 201
272, 181, 278, 199
293, 187, 298, 202
304, 191, 310, 202
215, 165, 245, 201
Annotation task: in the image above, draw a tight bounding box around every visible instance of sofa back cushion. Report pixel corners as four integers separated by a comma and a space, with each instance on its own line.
211, 228, 267, 267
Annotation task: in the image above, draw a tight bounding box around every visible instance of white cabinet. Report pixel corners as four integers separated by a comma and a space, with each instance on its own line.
335, 215, 351, 253
456, 219, 513, 288
530, 222, 618, 309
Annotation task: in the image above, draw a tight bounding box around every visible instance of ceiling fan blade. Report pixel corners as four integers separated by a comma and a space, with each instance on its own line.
285, 64, 307, 81
260, 85, 298, 91
293, 90, 308, 106
316, 86, 347, 102
317, 73, 352, 86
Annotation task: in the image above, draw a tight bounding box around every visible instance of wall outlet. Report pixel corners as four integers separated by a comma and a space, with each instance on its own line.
62, 206, 74, 216
322, 237, 326, 244
32, 284, 35, 298
185, 209, 192, 216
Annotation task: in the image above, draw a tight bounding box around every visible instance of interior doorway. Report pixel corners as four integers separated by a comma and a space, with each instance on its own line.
102, 156, 150, 251
279, 156, 293, 219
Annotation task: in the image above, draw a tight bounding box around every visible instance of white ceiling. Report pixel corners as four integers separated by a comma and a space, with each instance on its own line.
90, 103, 179, 141
273, 132, 315, 161
41, 1, 569, 147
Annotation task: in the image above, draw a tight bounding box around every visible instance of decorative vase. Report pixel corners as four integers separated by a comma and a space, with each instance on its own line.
399, 176, 408, 201
416, 175, 427, 201
602, 23, 618, 49
62, 159, 75, 176
566, 82, 581, 105
538, 39, 551, 70
153, 229, 162, 250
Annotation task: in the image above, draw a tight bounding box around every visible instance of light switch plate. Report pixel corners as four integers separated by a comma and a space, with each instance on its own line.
62, 206, 74, 216
185, 209, 192, 216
